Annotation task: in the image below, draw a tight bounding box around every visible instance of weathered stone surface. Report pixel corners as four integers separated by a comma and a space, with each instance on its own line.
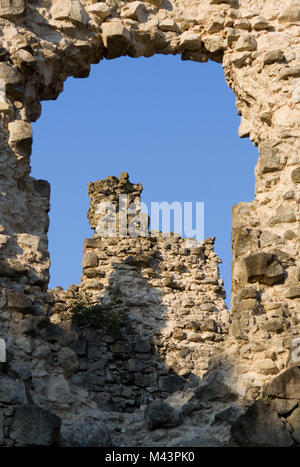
10, 404, 61, 446
64, 421, 111, 447
102, 22, 131, 59
46, 375, 72, 404
158, 375, 185, 393
286, 286, 300, 299
244, 253, 285, 285
291, 168, 300, 183
258, 142, 281, 173
8, 121, 32, 154
287, 407, 300, 443
6, 290, 31, 311
279, 0, 300, 22
0, 377, 27, 404
0, 0, 25, 19
57, 347, 79, 377
263, 367, 300, 400
231, 401, 294, 447
263, 49, 284, 66
270, 399, 298, 417
145, 401, 183, 430
51, 0, 88, 24
81, 251, 98, 269
194, 371, 238, 402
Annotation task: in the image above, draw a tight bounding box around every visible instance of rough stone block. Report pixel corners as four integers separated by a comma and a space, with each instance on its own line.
52, 0, 88, 25
231, 400, 294, 447
7, 290, 32, 312
0, 0, 25, 19
10, 404, 61, 446
102, 22, 131, 59
291, 167, 300, 183
243, 252, 285, 286
0, 377, 27, 404
279, 0, 300, 22
64, 421, 111, 447
81, 251, 99, 268
144, 400, 183, 431
8, 120, 32, 155
263, 367, 300, 399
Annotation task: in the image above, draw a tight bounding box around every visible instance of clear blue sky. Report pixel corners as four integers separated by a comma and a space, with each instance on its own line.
31, 55, 257, 306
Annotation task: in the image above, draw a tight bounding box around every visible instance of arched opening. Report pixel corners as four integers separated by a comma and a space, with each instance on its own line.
30, 55, 258, 306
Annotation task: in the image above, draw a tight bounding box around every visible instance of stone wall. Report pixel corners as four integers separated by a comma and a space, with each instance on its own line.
0, 0, 299, 447
51, 173, 229, 407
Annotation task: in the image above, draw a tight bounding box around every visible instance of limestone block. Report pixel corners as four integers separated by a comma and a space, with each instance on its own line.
263, 367, 300, 399
256, 359, 279, 375
179, 31, 202, 50
231, 51, 251, 68
291, 167, 300, 183
235, 34, 257, 52
243, 252, 285, 286
286, 285, 300, 299
51, 0, 88, 25
258, 141, 281, 174
87, 3, 111, 20
14, 49, 36, 68
8, 120, 32, 146
274, 107, 300, 137
102, 21, 131, 59
0, 0, 25, 19
234, 19, 251, 31
159, 18, 178, 32
238, 117, 251, 138
203, 35, 226, 53
121, 2, 146, 21
279, 0, 300, 22
263, 49, 283, 65
226, 28, 240, 46
81, 251, 99, 268
270, 205, 296, 225
0, 63, 22, 87
251, 17, 269, 31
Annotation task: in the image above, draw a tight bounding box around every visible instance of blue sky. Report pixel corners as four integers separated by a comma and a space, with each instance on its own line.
31, 55, 257, 306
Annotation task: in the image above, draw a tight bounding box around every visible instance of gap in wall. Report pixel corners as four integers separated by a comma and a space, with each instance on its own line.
30, 55, 258, 306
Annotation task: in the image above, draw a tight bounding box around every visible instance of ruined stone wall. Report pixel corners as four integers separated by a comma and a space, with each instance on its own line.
0, 0, 299, 448
51, 174, 229, 401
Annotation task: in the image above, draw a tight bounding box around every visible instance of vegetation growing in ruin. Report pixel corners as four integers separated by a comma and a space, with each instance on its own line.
71, 293, 127, 337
